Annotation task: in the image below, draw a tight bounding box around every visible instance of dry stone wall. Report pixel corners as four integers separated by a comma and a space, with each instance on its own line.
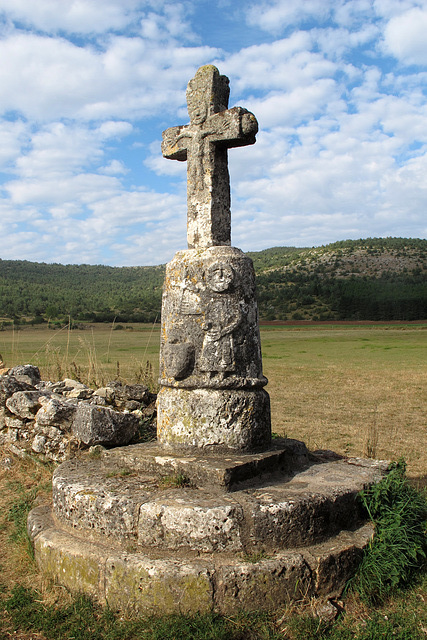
0, 365, 156, 461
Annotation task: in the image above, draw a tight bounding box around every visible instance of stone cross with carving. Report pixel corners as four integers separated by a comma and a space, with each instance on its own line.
162, 65, 258, 249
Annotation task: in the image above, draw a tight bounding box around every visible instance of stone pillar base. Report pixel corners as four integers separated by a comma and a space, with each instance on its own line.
157, 387, 271, 452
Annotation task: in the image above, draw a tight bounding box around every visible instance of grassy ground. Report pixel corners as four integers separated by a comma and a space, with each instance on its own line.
0, 451, 426, 639
260, 324, 427, 484
0, 322, 426, 638
1, 322, 425, 482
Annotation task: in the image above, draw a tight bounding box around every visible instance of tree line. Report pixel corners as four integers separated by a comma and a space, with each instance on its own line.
0, 238, 425, 326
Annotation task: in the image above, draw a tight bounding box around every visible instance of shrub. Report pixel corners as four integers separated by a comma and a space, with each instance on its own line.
349, 459, 427, 603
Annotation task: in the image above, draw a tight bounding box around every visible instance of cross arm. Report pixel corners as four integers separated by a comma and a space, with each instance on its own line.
162, 125, 189, 161
211, 107, 258, 149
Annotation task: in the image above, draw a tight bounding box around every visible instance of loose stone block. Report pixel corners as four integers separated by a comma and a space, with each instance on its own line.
71, 404, 139, 447
0, 376, 34, 406
6, 391, 45, 419
8, 365, 41, 386
35, 397, 76, 429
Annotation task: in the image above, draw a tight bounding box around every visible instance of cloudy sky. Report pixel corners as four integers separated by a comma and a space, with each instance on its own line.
0, 0, 426, 266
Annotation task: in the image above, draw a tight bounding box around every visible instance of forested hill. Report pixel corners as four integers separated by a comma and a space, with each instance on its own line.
0, 237, 426, 325
248, 237, 426, 321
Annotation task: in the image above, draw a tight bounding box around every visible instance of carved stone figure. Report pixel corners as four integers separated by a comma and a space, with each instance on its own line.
158, 65, 270, 451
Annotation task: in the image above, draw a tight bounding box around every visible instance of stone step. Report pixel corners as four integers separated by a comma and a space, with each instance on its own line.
28, 503, 374, 615
51, 449, 386, 552
77, 437, 311, 490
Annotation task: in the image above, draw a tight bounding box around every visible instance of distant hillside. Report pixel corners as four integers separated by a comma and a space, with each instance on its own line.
0, 261, 165, 326
0, 238, 426, 326
249, 237, 426, 321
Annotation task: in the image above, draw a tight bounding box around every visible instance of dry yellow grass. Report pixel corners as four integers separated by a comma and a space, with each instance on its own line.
262, 326, 426, 483
0, 453, 52, 594
0, 323, 425, 481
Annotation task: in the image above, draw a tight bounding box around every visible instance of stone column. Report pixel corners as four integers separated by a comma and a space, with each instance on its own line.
158, 65, 271, 452
157, 246, 271, 451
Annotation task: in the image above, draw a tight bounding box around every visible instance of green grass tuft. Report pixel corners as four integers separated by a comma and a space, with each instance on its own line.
1, 585, 283, 639
349, 459, 427, 604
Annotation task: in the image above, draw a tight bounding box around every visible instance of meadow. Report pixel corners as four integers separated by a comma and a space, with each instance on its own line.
1, 321, 425, 482
0, 322, 426, 639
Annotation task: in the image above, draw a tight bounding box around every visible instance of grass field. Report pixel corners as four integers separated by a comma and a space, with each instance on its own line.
0, 322, 426, 481
0, 322, 426, 639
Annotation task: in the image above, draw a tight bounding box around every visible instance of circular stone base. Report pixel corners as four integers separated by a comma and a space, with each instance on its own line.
28, 504, 374, 616
157, 387, 271, 451
28, 448, 389, 615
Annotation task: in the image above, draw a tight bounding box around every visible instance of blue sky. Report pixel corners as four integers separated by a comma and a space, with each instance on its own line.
0, 0, 426, 266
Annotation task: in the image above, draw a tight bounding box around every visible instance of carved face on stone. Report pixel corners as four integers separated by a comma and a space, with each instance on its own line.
206, 263, 234, 293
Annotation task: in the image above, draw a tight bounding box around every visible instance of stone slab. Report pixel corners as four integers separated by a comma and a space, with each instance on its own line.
28, 504, 375, 615
51, 447, 386, 552
87, 437, 310, 490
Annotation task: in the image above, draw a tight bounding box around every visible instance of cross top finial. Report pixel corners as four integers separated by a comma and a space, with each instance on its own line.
162, 65, 258, 249
186, 65, 230, 124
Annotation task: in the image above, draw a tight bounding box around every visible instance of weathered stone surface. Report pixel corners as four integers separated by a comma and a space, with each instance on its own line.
6, 390, 45, 419
5, 415, 25, 430
28, 502, 375, 615
32, 434, 48, 453
158, 386, 270, 451
8, 365, 41, 386
159, 247, 266, 390
0, 375, 34, 406
105, 556, 213, 615
162, 65, 257, 250
214, 553, 311, 614
51, 452, 385, 551
158, 246, 270, 451
33, 526, 104, 599
158, 68, 269, 451
247, 460, 379, 549
53, 458, 152, 540
88, 438, 309, 490
138, 493, 244, 552
71, 405, 139, 447
35, 396, 76, 429
305, 524, 374, 598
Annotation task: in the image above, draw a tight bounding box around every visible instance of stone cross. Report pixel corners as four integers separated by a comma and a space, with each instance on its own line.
162, 65, 258, 249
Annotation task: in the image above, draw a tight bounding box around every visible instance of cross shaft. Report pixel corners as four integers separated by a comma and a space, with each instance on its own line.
162, 65, 258, 249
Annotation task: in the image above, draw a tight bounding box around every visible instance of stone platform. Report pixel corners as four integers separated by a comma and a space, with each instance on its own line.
28, 440, 388, 614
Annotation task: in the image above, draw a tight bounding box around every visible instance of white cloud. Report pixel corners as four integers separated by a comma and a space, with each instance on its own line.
99, 159, 129, 175
248, 79, 339, 129
373, 0, 426, 20
5, 173, 121, 205
224, 34, 338, 94
0, 31, 219, 121
383, 7, 427, 65
246, 0, 332, 33
0, 119, 28, 169
10, 121, 131, 180
0, 0, 145, 34
0, 0, 426, 266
